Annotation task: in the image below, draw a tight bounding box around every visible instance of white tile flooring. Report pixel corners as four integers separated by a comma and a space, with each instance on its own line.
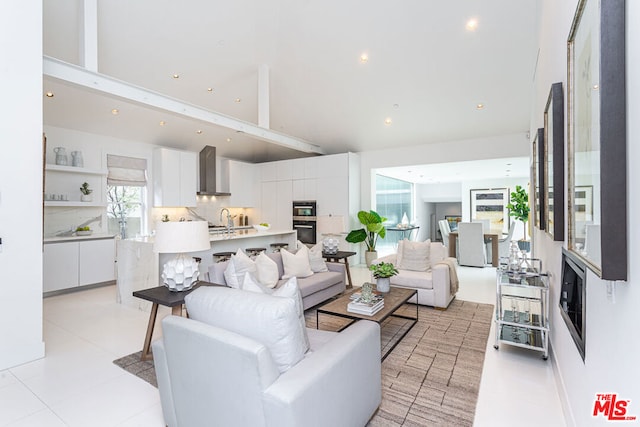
1, 265, 566, 427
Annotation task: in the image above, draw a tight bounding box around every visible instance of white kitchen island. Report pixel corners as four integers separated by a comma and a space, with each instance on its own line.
117, 229, 297, 310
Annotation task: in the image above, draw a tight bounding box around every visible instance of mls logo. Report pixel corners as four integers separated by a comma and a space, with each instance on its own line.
593, 394, 637, 421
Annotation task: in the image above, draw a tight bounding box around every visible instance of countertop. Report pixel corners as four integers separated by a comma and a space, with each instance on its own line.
121, 228, 296, 245
44, 233, 118, 243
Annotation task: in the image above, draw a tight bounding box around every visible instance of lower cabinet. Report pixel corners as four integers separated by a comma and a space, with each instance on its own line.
44, 239, 116, 293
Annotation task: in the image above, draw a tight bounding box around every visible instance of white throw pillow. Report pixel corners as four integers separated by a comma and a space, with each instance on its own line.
254, 252, 279, 288
397, 239, 431, 272
242, 273, 310, 352
223, 249, 256, 289
281, 245, 314, 279
308, 243, 328, 273
185, 286, 307, 373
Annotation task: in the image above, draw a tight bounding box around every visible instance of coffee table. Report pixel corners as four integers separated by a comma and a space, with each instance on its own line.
316, 285, 418, 360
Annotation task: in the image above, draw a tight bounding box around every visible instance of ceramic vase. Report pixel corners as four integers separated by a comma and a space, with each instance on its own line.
365, 250, 378, 267
376, 277, 391, 293
81, 194, 92, 202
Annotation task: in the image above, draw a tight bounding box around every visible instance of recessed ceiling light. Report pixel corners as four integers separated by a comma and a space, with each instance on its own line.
172, 73, 180, 79
207, 87, 214, 92
360, 53, 369, 63
45, 91, 54, 98
384, 117, 392, 126
226, 138, 232, 142
196, 130, 203, 134
393, 104, 399, 109
159, 121, 166, 126
466, 18, 478, 31
235, 98, 242, 103
506, 163, 512, 166
111, 109, 119, 115
476, 103, 484, 110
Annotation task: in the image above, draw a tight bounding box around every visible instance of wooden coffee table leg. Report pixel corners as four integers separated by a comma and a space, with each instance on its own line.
141, 302, 159, 361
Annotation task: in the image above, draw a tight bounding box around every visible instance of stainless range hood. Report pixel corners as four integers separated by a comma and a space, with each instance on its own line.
197, 146, 231, 196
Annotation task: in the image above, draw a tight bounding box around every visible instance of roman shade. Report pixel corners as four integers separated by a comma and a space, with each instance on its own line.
107, 154, 147, 186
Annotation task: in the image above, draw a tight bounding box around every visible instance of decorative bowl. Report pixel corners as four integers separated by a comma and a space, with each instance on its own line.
76, 230, 93, 236
253, 224, 271, 232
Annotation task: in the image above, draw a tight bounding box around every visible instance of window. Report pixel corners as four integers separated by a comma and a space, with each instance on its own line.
106, 154, 148, 238
375, 174, 413, 251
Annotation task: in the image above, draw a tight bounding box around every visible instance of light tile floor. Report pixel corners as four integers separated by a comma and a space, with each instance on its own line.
1, 265, 566, 427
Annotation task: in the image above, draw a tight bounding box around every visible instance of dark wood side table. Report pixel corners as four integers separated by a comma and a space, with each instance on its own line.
133, 281, 222, 360
322, 251, 357, 289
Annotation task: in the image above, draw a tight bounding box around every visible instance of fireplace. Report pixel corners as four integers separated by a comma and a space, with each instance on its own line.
559, 248, 586, 360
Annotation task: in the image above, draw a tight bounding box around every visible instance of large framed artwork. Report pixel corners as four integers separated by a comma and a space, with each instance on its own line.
544, 83, 564, 241
470, 188, 509, 234
567, 0, 627, 280
533, 129, 545, 231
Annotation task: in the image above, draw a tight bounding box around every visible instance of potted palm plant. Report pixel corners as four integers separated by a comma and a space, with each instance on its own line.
345, 210, 387, 266
506, 185, 530, 251
369, 261, 398, 293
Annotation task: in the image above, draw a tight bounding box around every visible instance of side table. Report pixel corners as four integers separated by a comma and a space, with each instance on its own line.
133, 281, 220, 360
322, 251, 357, 289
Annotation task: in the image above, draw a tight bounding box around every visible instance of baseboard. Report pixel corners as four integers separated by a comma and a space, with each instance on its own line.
549, 345, 577, 427
43, 280, 115, 298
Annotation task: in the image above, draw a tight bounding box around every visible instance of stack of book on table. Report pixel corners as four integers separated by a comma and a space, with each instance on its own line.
347, 294, 384, 315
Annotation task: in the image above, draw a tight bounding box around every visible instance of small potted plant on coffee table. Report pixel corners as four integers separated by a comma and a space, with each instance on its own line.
369, 261, 398, 293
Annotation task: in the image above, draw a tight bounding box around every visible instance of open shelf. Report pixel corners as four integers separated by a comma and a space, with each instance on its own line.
44, 201, 106, 207
45, 164, 107, 175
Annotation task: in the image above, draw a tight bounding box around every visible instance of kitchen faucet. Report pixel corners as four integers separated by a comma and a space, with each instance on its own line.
220, 208, 235, 237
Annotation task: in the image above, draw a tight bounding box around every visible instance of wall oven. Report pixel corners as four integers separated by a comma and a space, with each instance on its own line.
292, 201, 317, 245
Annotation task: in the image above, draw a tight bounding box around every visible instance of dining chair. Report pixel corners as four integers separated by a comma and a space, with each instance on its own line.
497, 221, 516, 260
438, 220, 451, 248
457, 222, 486, 267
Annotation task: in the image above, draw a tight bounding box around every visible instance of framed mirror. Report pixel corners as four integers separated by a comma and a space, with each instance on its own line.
567, 0, 626, 280
532, 128, 544, 231
544, 83, 564, 241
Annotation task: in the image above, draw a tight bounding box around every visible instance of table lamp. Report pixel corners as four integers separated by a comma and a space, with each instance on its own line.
317, 215, 344, 255
153, 220, 210, 291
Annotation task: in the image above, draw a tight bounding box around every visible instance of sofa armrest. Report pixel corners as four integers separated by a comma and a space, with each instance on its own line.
372, 254, 397, 265
326, 262, 346, 274
262, 321, 381, 427
431, 262, 451, 307
152, 340, 178, 427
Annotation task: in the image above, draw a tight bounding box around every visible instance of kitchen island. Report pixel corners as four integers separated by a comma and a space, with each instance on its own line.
117, 229, 297, 310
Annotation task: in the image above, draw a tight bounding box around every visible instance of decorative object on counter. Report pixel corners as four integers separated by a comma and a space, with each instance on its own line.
71, 150, 83, 167
401, 212, 409, 226
506, 185, 530, 250
317, 215, 344, 255
54, 146, 68, 165
75, 226, 92, 236
153, 220, 210, 292
253, 223, 271, 231
345, 210, 387, 266
368, 261, 399, 293
360, 282, 375, 303
80, 182, 93, 202
244, 215, 249, 226
161, 214, 169, 222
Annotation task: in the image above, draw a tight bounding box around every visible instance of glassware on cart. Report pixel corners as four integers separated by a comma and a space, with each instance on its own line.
508, 241, 521, 271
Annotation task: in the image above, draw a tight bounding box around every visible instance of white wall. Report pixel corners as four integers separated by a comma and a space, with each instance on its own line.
532, 2, 640, 426
0, 1, 45, 369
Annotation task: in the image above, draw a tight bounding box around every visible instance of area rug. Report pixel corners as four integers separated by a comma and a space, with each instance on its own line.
114, 299, 493, 426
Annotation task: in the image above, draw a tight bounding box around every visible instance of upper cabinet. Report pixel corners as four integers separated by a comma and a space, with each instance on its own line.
153, 148, 197, 207
224, 159, 258, 207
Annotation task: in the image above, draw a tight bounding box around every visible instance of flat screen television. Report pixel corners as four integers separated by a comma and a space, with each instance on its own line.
559, 248, 586, 360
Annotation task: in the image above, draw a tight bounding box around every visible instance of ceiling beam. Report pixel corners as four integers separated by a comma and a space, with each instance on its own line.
43, 56, 325, 155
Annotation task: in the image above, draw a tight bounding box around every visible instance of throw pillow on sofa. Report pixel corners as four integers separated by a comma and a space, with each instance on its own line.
223, 249, 257, 288
397, 239, 431, 272
254, 252, 279, 288
242, 273, 310, 351
281, 245, 314, 279
308, 243, 329, 272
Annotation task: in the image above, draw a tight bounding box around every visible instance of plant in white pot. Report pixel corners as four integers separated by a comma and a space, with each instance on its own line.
80, 182, 93, 202
369, 261, 398, 293
345, 210, 387, 266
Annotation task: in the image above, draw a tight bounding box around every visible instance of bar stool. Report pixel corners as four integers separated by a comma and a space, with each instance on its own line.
245, 247, 266, 259
270, 243, 288, 253
212, 251, 234, 263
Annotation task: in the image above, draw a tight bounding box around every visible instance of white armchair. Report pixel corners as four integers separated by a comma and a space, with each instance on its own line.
373, 240, 457, 309
152, 286, 381, 427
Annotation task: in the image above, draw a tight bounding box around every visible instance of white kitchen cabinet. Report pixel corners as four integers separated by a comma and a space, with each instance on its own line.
304, 157, 319, 179
43, 242, 80, 292
79, 239, 116, 286
260, 162, 278, 182
276, 181, 293, 230
317, 176, 348, 217
275, 160, 293, 181
292, 179, 317, 200
260, 182, 278, 225
44, 239, 117, 293
153, 148, 197, 207
291, 158, 305, 180
226, 160, 258, 207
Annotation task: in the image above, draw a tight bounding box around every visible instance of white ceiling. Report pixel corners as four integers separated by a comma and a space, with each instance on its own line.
376, 156, 530, 184
43, 0, 539, 163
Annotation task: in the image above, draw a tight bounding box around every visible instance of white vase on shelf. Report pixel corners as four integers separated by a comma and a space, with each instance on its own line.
81, 194, 93, 202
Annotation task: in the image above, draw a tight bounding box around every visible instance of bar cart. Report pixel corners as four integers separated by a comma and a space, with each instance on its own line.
494, 257, 549, 360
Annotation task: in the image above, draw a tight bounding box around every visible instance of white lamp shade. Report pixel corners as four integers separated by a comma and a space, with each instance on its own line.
317, 215, 344, 235
154, 221, 210, 253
